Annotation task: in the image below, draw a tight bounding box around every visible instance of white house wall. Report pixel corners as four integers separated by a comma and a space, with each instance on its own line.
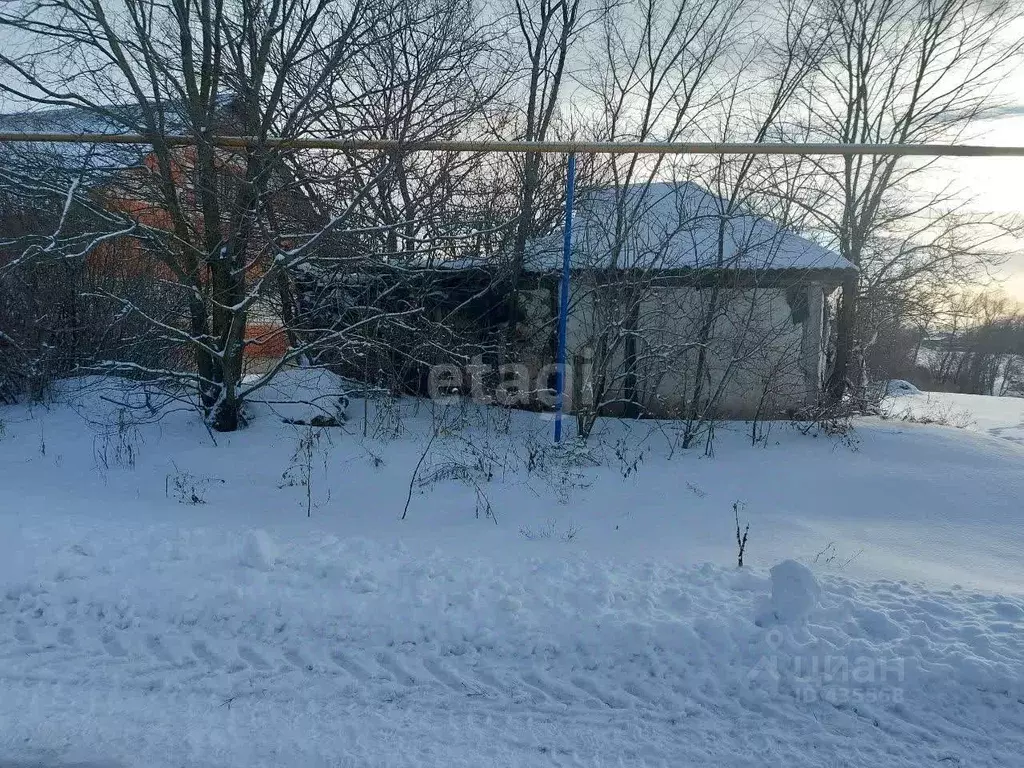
519, 281, 826, 418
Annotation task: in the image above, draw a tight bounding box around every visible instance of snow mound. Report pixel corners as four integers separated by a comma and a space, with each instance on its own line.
769, 559, 820, 623
886, 379, 921, 396
240, 529, 277, 571
243, 368, 354, 425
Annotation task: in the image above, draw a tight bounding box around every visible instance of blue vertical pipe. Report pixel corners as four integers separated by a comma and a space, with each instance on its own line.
553, 153, 576, 444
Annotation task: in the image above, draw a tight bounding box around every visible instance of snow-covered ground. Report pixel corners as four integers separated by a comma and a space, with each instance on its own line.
1, 373, 1022, 767
882, 385, 1024, 446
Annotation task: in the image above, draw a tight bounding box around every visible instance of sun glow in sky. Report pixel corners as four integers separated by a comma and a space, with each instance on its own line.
937, 113, 1024, 300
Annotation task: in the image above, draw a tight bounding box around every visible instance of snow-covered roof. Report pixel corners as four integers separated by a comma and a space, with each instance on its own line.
525, 181, 853, 273
0, 107, 156, 180
0, 100, 233, 182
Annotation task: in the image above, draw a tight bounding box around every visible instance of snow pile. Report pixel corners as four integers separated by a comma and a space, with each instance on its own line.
885, 379, 921, 396
240, 529, 277, 570
766, 559, 820, 623
243, 368, 354, 425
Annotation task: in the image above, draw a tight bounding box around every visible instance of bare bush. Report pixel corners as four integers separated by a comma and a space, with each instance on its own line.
165, 465, 225, 505
280, 426, 333, 518
734, 501, 750, 568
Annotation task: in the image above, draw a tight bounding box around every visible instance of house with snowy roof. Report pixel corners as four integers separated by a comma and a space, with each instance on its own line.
311, 180, 855, 418
511, 181, 856, 419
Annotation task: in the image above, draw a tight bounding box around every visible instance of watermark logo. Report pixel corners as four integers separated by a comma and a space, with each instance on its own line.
748, 629, 905, 705
426, 351, 596, 410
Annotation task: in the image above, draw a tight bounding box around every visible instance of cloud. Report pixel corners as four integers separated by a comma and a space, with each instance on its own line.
980, 104, 1024, 121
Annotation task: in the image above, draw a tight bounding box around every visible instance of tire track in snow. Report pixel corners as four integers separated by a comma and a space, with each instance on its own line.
570, 675, 632, 708
20, 607, 1014, 768
7, 625, 1015, 768
329, 650, 376, 682
100, 630, 128, 657
0, 613, 687, 725
282, 646, 315, 671
520, 670, 579, 706
375, 651, 418, 686
421, 657, 484, 695
237, 644, 272, 670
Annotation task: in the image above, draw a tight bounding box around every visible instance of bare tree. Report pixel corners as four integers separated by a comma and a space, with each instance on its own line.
560, 0, 744, 437
0, 0, 416, 430
270, 0, 521, 396
920, 289, 1024, 395
316, 0, 508, 260
857, 214, 1017, 384
499, 0, 605, 351
562, 0, 832, 447
797, 0, 1024, 403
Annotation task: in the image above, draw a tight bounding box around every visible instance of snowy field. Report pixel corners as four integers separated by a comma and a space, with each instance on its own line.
1, 373, 1022, 767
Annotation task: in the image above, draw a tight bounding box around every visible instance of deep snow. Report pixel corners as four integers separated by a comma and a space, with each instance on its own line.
1, 372, 1022, 766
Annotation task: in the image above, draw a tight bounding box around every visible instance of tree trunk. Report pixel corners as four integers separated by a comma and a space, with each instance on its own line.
684, 283, 720, 448
827, 274, 857, 403
622, 294, 641, 419
503, 151, 541, 357
207, 254, 246, 431
191, 294, 218, 409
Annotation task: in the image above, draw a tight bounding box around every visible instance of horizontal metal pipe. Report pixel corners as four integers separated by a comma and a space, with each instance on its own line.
1, 132, 1024, 157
